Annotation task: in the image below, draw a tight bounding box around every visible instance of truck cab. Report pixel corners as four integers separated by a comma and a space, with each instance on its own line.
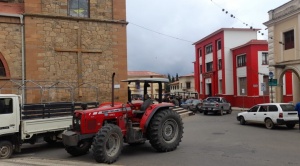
0, 95, 20, 136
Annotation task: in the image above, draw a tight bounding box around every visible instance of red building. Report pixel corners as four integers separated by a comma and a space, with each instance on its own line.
231, 40, 269, 107
193, 28, 294, 107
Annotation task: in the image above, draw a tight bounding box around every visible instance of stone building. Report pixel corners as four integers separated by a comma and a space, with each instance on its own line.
0, 0, 128, 103
264, 0, 300, 103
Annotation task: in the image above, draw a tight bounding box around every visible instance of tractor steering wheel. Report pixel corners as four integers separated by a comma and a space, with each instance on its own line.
127, 101, 135, 109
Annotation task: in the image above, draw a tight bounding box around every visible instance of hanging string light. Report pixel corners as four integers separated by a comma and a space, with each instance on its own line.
210, 0, 267, 36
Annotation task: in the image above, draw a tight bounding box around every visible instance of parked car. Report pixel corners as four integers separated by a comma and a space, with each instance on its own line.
237, 103, 298, 129
202, 97, 232, 115
181, 99, 203, 113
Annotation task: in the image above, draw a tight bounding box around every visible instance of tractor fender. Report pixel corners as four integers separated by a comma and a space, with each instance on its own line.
140, 104, 173, 131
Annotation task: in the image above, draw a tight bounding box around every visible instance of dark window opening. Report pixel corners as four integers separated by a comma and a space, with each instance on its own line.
284, 30, 294, 50
206, 62, 213, 72
262, 52, 268, 65
0, 60, 6, 76
0, 98, 13, 114
217, 40, 221, 50
218, 59, 222, 70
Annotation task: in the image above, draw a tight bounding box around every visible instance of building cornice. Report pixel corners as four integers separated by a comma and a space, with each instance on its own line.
264, 0, 300, 26
24, 13, 128, 25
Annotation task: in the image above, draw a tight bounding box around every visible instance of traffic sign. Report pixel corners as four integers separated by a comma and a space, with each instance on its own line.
269, 79, 277, 86
269, 71, 274, 78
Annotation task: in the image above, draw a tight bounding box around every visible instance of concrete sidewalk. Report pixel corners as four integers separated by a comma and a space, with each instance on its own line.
232, 107, 249, 112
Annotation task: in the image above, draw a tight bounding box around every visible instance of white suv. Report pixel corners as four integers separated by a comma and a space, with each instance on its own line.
237, 103, 298, 129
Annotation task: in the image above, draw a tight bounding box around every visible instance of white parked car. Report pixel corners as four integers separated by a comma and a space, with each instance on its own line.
237, 103, 298, 129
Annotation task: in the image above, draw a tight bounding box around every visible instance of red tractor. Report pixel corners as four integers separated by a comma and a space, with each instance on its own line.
62, 74, 184, 164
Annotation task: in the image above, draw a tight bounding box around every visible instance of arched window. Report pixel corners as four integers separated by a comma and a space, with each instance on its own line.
0, 60, 6, 77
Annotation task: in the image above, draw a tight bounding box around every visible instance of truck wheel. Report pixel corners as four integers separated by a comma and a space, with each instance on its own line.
65, 140, 91, 156
204, 110, 208, 115
196, 103, 203, 113
227, 107, 232, 114
92, 124, 123, 164
220, 108, 223, 116
0, 141, 13, 159
148, 109, 183, 152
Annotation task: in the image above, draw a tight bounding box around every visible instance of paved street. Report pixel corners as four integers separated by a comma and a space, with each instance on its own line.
1, 111, 300, 166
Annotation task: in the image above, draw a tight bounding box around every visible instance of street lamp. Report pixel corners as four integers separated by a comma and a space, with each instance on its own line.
269, 72, 274, 103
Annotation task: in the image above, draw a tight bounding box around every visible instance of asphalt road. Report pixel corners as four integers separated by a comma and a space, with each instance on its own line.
1, 111, 300, 166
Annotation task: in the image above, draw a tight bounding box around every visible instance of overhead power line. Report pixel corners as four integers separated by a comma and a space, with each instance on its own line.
128, 22, 194, 43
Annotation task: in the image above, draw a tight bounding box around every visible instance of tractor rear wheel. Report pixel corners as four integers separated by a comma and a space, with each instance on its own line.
148, 109, 183, 152
65, 140, 91, 156
92, 124, 123, 164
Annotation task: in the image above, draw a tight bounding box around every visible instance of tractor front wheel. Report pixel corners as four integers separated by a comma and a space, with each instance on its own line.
92, 124, 123, 164
148, 109, 183, 152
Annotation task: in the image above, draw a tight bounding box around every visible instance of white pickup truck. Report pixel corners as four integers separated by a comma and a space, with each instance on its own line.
0, 94, 98, 159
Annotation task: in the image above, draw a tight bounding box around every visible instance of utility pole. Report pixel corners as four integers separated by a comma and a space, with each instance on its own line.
269, 72, 274, 103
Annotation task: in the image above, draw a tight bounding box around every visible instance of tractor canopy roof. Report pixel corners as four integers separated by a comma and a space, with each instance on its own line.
122, 78, 168, 103
121, 78, 169, 83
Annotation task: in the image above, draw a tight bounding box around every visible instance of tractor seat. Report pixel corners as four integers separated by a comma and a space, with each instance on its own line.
133, 99, 153, 114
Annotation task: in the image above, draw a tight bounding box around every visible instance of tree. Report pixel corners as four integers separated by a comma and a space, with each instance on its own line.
176, 73, 179, 81
171, 76, 175, 82
168, 73, 171, 82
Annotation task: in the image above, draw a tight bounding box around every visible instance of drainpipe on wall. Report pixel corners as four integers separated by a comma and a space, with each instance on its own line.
0, 13, 25, 104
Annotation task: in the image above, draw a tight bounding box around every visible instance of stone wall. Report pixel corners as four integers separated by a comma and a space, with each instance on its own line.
24, 16, 127, 103
25, 0, 113, 20
0, 0, 127, 103
0, 16, 22, 79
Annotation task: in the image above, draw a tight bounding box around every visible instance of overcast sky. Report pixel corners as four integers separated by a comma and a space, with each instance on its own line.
126, 0, 290, 77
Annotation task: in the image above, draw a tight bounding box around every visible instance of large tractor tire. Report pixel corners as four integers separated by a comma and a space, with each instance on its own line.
0, 140, 13, 159
65, 140, 91, 156
92, 124, 123, 164
148, 109, 183, 152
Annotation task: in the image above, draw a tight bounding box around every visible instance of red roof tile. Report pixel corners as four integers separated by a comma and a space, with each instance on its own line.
179, 73, 194, 78
231, 40, 268, 50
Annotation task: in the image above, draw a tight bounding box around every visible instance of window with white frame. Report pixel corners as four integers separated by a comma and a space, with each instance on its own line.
219, 79, 222, 94
205, 45, 213, 54
239, 77, 247, 95
218, 59, 222, 70
262, 52, 268, 65
237, 54, 246, 67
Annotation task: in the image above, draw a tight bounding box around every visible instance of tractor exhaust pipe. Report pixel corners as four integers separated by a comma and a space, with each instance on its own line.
112, 72, 115, 107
